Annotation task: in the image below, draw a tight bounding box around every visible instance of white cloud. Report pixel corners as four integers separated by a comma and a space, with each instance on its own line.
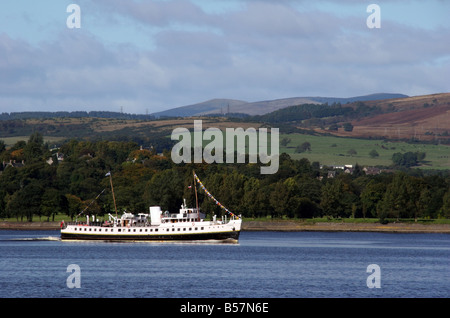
0, 0, 449, 114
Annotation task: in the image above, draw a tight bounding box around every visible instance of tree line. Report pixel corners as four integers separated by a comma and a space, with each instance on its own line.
0, 111, 155, 121
0, 132, 449, 222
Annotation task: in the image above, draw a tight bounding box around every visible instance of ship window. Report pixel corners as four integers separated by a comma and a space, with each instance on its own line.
189, 228, 192, 231
201, 227, 204, 230
177, 228, 180, 231
172, 228, 175, 232
167, 229, 170, 232
183, 228, 186, 231
118, 229, 121, 232
155, 229, 158, 232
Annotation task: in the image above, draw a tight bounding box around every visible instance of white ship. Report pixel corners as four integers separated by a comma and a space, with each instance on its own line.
60, 172, 242, 242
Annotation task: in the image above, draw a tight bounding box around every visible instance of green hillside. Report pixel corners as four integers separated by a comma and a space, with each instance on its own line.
280, 133, 450, 169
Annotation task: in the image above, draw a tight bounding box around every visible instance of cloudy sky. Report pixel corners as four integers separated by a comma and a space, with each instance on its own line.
0, 0, 449, 114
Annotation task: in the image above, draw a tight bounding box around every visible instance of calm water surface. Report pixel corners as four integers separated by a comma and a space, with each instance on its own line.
0, 230, 448, 298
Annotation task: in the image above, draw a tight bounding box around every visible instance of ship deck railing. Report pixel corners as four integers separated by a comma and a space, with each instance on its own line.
64, 218, 234, 228
65, 221, 150, 227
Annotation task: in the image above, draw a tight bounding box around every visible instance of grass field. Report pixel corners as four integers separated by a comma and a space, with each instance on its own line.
2, 128, 449, 169
1, 136, 67, 147
280, 133, 450, 169
174, 129, 450, 169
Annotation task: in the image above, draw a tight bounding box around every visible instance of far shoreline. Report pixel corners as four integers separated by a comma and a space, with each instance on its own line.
1, 220, 449, 234
242, 220, 450, 234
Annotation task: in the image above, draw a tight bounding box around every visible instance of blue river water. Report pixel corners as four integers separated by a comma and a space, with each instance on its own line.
0, 230, 448, 298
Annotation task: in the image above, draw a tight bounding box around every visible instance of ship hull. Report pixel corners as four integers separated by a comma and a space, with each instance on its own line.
61, 219, 241, 242
61, 229, 240, 242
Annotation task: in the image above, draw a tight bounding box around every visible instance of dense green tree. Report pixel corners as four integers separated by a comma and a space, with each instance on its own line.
280, 138, 291, 146
107, 163, 154, 213
295, 175, 322, 204
321, 175, 359, 218
295, 141, 311, 153
392, 151, 426, 168
0, 132, 448, 223
143, 168, 184, 213
369, 149, 379, 158
270, 180, 290, 218
292, 197, 320, 218
379, 172, 409, 220
41, 188, 68, 221
23, 132, 46, 163
65, 194, 84, 220
360, 180, 385, 218
320, 180, 344, 218
343, 122, 353, 132
5, 192, 23, 221
241, 177, 262, 218
442, 190, 450, 218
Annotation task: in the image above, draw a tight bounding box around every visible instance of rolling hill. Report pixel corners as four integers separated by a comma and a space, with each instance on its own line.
2, 92, 448, 147
151, 99, 249, 118
151, 93, 408, 117
1, 92, 448, 169
320, 93, 450, 142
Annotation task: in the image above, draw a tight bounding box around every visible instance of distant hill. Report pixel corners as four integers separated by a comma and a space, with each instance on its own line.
307, 93, 409, 105
1, 93, 448, 147
151, 99, 248, 118
152, 93, 408, 117
263, 92, 450, 142
345, 92, 450, 141
230, 92, 449, 144
0, 111, 154, 121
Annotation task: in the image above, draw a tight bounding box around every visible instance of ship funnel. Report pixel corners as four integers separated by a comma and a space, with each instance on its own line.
149, 206, 162, 226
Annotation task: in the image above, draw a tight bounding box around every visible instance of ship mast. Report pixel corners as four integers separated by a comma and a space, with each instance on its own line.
193, 171, 199, 221
106, 171, 118, 219
75, 188, 106, 220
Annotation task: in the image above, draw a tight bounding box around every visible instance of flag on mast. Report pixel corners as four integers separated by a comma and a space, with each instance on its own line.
105, 171, 111, 177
